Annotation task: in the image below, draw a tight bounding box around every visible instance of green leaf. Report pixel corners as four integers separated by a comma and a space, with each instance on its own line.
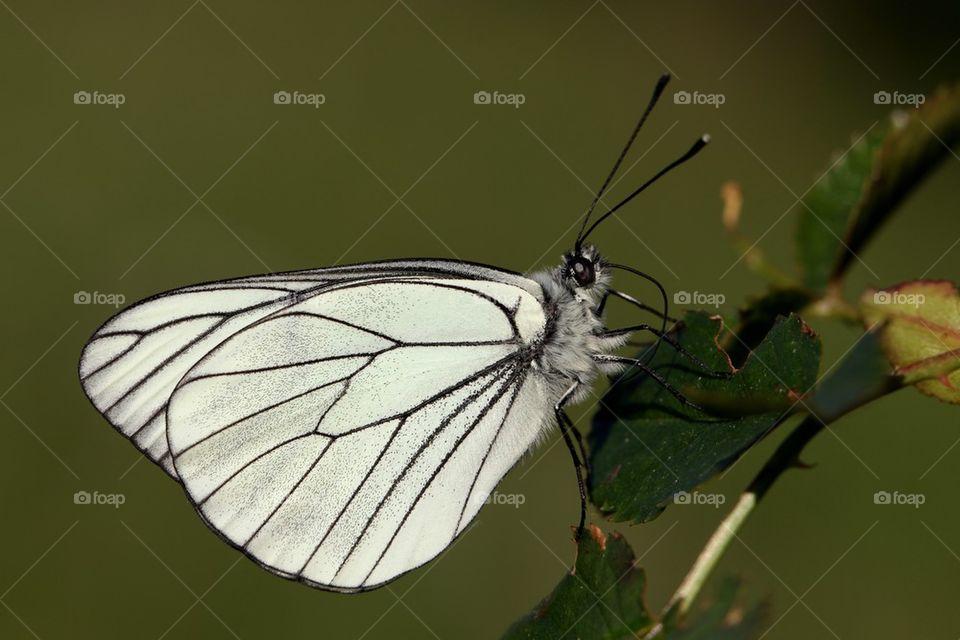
502, 529, 765, 640
724, 287, 815, 366
669, 577, 768, 640
796, 125, 887, 291
501, 525, 654, 640
589, 312, 821, 523
861, 280, 960, 404
797, 83, 960, 292
806, 325, 899, 423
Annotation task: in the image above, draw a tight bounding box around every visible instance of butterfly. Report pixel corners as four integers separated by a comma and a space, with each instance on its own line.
79, 73, 712, 592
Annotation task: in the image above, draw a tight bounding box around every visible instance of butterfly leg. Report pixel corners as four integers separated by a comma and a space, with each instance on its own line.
555, 382, 587, 543
602, 323, 732, 378
594, 354, 705, 411
569, 420, 589, 479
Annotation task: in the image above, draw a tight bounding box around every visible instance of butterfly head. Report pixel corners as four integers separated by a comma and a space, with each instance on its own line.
562, 244, 608, 295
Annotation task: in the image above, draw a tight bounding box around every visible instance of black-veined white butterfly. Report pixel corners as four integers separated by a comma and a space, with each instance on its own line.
79, 73, 714, 592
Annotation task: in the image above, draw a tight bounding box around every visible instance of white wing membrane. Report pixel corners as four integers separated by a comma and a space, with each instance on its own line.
166, 277, 549, 591
332, 371, 525, 588
80, 275, 336, 476
80, 260, 554, 591
79, 261, 538, 476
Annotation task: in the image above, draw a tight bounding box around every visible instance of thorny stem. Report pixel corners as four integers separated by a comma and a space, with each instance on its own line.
643, 416, 824, 639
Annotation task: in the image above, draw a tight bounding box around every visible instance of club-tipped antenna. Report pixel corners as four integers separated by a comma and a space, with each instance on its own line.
578, 134, 710, 246
574, 73, 671, 253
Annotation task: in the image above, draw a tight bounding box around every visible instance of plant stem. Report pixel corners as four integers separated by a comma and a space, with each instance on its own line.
644, 416, 824, 638
667, 492, 756, 618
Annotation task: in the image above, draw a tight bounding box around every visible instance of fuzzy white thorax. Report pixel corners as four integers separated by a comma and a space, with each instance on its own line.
526, 245, 628, 411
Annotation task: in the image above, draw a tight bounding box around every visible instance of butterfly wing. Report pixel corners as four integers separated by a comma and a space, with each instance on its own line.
165, 276, 551, 591
79, 260, 538, 477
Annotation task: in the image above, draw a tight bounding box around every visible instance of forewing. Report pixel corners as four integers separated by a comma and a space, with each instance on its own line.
166, 278, 551, 591
79, 260, 537, 478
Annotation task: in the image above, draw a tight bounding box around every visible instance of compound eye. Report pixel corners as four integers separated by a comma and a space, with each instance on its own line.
570, 256, 596, 287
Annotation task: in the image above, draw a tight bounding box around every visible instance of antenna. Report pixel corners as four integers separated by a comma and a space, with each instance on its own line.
574, 73, 671, 252
578, 134, 710, 246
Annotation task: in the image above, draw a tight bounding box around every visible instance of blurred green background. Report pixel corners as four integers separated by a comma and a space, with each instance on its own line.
2, 1, 959, 638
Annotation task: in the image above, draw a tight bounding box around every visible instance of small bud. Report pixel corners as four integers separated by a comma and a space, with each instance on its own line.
721, 181, 742, 233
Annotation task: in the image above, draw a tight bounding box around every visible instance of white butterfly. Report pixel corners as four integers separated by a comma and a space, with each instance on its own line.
79, 74, 709, 592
